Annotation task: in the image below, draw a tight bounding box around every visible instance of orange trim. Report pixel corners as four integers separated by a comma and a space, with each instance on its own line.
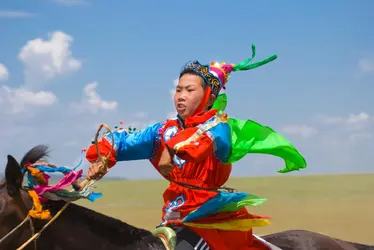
192, 87, 212, 116
156, 234, 171, 249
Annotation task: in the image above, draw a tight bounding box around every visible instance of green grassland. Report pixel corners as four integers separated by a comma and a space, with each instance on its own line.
76, 173, 374, 245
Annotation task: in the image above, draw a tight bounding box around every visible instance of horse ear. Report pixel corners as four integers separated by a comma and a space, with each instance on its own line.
5, 155, 22, 197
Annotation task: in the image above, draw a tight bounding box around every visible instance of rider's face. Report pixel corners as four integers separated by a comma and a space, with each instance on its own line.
173, 73, 207, 120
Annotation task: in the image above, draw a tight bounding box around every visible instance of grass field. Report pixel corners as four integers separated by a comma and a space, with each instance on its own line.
76, 173, 374, 245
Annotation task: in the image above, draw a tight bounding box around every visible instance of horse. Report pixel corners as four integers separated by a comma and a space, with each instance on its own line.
0, 145, 373, 250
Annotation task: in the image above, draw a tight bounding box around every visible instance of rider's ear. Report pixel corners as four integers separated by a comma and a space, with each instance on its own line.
5, 155, 22, 197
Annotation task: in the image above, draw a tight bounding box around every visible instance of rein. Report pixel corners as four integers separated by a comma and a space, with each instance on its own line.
1, 122, 236, 250
0, 206, 35, 248
0, 123, 114, 250
0, 185, 88, 250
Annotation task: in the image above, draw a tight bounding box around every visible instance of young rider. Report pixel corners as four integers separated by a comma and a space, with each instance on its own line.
85, 44, 306, 250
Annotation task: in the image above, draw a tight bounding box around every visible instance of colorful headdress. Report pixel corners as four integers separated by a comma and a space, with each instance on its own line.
180, 44, 278, 97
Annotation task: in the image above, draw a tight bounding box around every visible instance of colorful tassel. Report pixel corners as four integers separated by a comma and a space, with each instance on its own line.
23, 150, 102, 220
28, 189, 52, 220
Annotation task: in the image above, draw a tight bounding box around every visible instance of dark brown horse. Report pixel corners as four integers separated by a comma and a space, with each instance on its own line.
0, 145, 373, 250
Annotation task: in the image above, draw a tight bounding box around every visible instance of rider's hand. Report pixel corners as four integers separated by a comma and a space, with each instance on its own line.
158, 146, 174, 177
87, 160, 108, 180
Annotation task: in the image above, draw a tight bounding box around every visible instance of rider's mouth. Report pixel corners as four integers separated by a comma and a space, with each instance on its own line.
177, 104, 186, 111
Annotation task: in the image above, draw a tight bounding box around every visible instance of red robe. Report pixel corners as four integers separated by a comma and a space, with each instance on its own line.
86, 109, 269, 249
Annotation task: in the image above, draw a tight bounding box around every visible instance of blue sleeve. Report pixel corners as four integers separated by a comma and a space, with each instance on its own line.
105, 122, 164, 161
208, 121, 232, 163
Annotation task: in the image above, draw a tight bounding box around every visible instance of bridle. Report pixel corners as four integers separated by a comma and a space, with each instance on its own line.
0, 183, 72, 250
0, 207, 36, 249
0, 124, 113, 250
0, 183, 36, 249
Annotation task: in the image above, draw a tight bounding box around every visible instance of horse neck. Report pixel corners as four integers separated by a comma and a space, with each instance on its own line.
36, 201, 157, 249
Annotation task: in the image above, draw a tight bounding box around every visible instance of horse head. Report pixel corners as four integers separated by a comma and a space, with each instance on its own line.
0, 145, 49, 248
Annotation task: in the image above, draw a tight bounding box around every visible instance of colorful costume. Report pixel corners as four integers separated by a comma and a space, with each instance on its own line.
85, 44, 307, 250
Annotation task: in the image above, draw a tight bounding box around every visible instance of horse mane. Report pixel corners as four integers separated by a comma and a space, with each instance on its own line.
2, 145, 165, 249
19, 144, 152, 240
54, 200, 150, 233
20, 144, 50, 167
20, 145, 152, 239
0, 145, 49, 189
42, 200, 156, 247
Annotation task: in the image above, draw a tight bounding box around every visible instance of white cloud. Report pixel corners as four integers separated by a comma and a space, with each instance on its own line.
53, 0, 90, 6
167, 111, 177, 120
126, 121, 149, 131
267, 111, 374, 175
324, 112, 371, 124
290, 112, 374, 172
0, 30, 160, 180
84, 82, 118, 111
358, 58, 374, 73
0, 63, 9, 82
350, 132, 373, 143
281, 124, 319, 138
0, 11, 36, 18
346, 112, 371, 124
319, 112, 372, 132
0, 125, 33, 138
18, 31, 82, 89
134, 112, 148, 119
166, 78, 178, 119
0, 31, 82, 115
170, 78, 178, 100
125, 112, 158, 131
72, 81, 118, 114
0, 86, 57, 114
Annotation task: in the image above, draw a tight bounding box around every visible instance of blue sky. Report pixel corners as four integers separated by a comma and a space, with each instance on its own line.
0, 0, 373, 179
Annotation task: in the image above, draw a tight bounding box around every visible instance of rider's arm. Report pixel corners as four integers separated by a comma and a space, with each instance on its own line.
86, 122, 164, 168
165, 117, 231, 163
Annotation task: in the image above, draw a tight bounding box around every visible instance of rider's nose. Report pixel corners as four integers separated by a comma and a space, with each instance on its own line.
178, 93, 186, 102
